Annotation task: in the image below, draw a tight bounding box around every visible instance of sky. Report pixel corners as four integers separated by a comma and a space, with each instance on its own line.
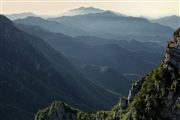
1, 0, 180, 19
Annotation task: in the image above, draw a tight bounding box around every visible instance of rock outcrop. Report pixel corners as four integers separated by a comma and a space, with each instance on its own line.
121, 28, 180, 120
35, 101, 78, 120
164, 28, 180, 69
127, 79, 144, 103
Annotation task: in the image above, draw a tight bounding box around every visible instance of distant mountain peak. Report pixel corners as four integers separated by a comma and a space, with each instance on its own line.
151, 15, 180, 29
99, 11, 120, 17
63, 7, 104, 16
5, 12, 36, 20
21, 16, 44, 21
103, 10, 124, 16
73, 7, 102, 10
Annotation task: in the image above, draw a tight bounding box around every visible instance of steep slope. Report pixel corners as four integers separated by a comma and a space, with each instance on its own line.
16, 24, 164, 96
151, 15, 180, 30
16, 23, 132, 96
119, 28, 180, 120
35, 28, 180, 120
0, 15, 119, 120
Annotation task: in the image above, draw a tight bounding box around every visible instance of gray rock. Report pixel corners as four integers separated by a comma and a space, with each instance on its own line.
128, 79, 144, 102
120, 97, 128, 109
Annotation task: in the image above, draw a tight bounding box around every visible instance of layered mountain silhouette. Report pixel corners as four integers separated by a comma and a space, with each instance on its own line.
14, 16, 88, 36
35, 28, 180, 120
6, 12, 36, 20
47, 9, 173, 43
73, 36, 164, 54
2, 7, 179, 120
14, 7, 174, 44
0, 15, 120, 120
16, 23, 164, 95
17, 23, 163, 75
151, 15, 180, 30
63, 7, 104, 16
16, 24, 132, 95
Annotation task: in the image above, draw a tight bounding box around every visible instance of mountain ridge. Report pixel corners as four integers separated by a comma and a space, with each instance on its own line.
48, 13, 174, 43
14, 13, 174, 44
0, 15, 119, 120
5, 12, 36, 20
16, 23, 163, 75
151, 15, 180, 30
14, 16, 89, 37
35, 28, 180, 120
63, 7, 104, 16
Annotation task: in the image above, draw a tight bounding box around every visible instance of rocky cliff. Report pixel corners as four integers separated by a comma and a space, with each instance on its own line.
35, 28, 180, 120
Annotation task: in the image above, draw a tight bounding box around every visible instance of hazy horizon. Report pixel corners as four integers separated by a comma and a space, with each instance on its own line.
1, 0, 180, 19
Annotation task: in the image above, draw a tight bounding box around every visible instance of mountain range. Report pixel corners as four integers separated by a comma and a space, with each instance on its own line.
151, 15, 180, 30
1, 6, 179, 120
0, 15, 120, 120
35, 28, 180, 120
14, 16, 88, 36
6, 12, 36, 20
16, 23, 163, 87
63, 7, 104, 16
47, 11, 173, 44
6, 7, 179, 34
13, 7, 174, 45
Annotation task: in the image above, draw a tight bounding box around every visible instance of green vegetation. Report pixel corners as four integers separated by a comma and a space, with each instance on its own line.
35, 101, 115, 120
121, 64, 179, 120
35, 64, 179, 119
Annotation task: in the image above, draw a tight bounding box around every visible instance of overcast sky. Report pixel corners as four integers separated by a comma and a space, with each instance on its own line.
2, 0, 180, 19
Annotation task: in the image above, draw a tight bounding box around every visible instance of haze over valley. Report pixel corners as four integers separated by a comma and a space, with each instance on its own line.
0, 2, 180, 120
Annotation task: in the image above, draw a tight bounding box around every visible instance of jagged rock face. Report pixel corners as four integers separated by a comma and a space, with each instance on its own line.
127, 79, 144, 103
165, 29, 180, 115
119, 97, 128, 109
121, 28, 180, 120
164, 28, 180, 69
118, 29, 180, 120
